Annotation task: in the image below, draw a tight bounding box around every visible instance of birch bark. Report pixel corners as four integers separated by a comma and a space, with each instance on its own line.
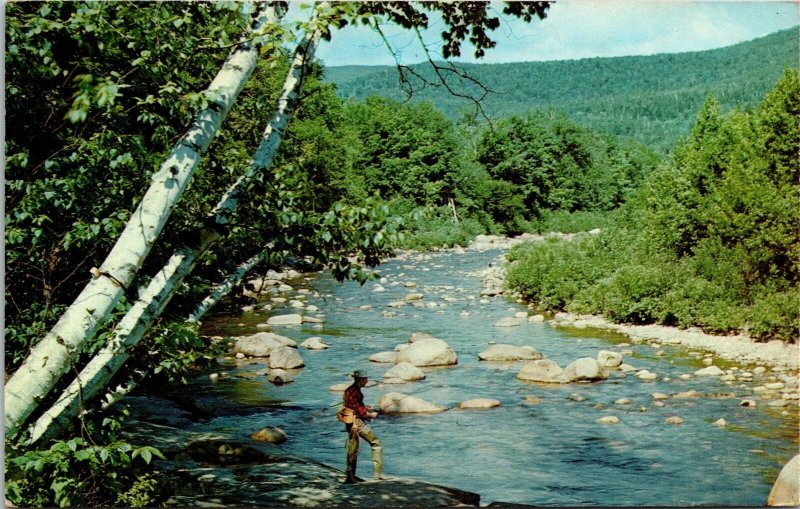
27, 18, 322, 443
4, 2, 283, 438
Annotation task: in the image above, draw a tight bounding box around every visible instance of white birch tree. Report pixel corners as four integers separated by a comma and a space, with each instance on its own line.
26, 16, 322, 442
4, 1, 285, 438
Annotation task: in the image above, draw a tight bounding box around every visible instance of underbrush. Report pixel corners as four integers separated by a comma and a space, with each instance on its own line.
533, 210, 617, 234
397, 206, 618, 251
506, 232, 799, 342
396, 206, 489, 250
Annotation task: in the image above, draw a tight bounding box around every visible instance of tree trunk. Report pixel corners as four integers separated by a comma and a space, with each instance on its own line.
26, 19, 322, 443
4, 2, 284, 439
187, 249, 270, 324
85, 249, 270, 415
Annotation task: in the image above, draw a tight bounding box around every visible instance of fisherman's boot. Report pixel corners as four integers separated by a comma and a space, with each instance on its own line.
344, 430, 360, 483
368, 436, 385, 480
372, 449, 385, 480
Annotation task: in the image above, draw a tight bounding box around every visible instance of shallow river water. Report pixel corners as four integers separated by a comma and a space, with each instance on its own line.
185, 248, 797, 506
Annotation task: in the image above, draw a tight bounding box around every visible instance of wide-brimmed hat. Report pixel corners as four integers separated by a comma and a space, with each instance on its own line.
351, 370, 368, 379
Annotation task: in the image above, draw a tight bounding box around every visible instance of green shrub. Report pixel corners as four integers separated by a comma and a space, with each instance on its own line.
749, 290, 800, 341
507, 237, 606, 310
6, 437, 163, 508
536, 210, 616, 234
584, 264, 676, 324
116, 473, 159, 507
398, 207, 487, 250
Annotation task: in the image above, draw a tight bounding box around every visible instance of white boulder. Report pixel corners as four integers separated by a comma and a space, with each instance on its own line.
267, 369, 293, 384
395, 338, 458, 366
378, 392, 447, 414
637, 370, 657, 381
408, 332, 438, 343
768, 454, 800, 506
267, 314, 303, 326
251, 427, 287, 443
597, 350, 623, 368
459, 398, 501, 410
383, 362, 426, 383
494, 317, 521, 327
300, 337, 329, 350
517, 359, 564, 383
562, 358, 609, 383
234, 332, 296, 357
269, 346, 304, 369
695, 366, 724, 376
478, 344, 543, 361
369, 351, 397, 363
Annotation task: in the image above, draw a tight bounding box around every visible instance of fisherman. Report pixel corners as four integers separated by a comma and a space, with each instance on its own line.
338, 370, 384, 483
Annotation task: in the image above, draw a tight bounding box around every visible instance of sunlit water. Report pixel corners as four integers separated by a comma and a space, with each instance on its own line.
172, 249, 797, 506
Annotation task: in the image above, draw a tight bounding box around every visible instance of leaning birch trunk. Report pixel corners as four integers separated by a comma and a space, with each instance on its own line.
27, 22, 322, 444
187, 249, 270, 324
3, 2, 284, 438
93, 250, 269, 413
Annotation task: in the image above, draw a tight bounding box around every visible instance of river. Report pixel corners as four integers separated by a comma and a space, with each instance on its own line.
173, 247, 797, 506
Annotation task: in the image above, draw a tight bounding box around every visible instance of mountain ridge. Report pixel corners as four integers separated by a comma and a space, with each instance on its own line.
324, 27, 799, 152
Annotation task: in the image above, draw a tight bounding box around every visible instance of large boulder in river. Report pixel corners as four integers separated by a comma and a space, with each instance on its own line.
562, 358, 608, 383
251, 427, 287, 444
517, 359, 564, 383
234, 332, 296, 357
408, 332, 437, 343
269, 347, 304, 369
300, 337, 328, 350
378, 392, 447, 414
395, 338, 457, 366
478, 344, 543, 362
494, 317, 521, 327
597, 350, 623, 368
768, 454, 800, 506
383, 362, 426, 383
459, 398, 501, 410
369, 351, 397, 363
267, 314, 303, 326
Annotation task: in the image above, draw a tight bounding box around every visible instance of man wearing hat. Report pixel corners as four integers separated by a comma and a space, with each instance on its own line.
341, 370, 383, 483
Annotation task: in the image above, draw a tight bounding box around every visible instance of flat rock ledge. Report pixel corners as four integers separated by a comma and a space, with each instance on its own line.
124, 421, 479, 507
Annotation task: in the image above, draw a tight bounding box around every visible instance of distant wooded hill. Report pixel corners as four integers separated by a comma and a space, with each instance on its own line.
324, 28, 798, 152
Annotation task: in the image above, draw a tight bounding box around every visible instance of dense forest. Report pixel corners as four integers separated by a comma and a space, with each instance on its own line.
326, 28, 798, 152
4, 1, 797, 505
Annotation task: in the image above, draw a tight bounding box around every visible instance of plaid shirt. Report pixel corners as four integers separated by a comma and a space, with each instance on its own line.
343, 383, 369, 419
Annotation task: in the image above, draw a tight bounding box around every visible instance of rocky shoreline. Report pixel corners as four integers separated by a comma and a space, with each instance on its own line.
121, 397, 481, 507
465, 233, 799, 372
550, 312, 799, 371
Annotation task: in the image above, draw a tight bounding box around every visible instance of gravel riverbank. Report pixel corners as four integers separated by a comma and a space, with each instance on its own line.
550, 313, 799, 371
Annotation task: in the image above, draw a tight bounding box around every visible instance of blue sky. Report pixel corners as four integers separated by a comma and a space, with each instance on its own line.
311, 1, 798, 66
